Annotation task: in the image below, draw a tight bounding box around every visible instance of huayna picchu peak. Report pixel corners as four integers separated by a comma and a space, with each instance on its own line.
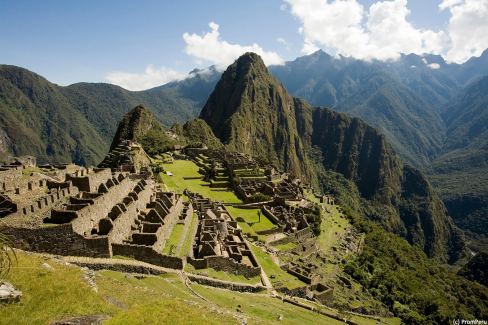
2, 5, 488, 321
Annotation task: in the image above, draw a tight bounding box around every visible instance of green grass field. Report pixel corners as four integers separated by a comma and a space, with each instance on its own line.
179, 212, 198, 258
226, 206, 276, 232
159, 160, 241, 203
250, 245, 305, 289
317, 204, 349, 254
162, 223, 185, 255
273, 242, 297, 251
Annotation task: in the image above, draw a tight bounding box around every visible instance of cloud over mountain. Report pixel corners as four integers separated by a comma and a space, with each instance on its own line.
440, 0, 488, 63
183, 22, 284, 69
105, 65, 186, 91
285, 0, 488, 63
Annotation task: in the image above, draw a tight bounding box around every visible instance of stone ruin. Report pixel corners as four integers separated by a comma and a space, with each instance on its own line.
185, 148, 304, 203
1, 158, 185, 269
98, 140, 152, 173
0, 159, 80, 219
262, 204, 310, 235
187, 192, 261, 278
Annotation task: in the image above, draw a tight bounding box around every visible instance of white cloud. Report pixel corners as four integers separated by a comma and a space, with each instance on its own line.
183, 22, 284, 70
285, 0, 449, 61
440, 0, 488, 63
439, 0, 464, 10
105, 65, 186, 91
428, 63, 441, 69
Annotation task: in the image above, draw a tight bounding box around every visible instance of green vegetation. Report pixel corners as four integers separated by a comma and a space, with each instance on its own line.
226, 207, 275, 232
190, 284, 347, 325
6, 251, 371, 324
159, 160, 240, 203
273, 242, 297, 251
320, 170, 488, 324
179, 118, 223, 149
427, 78, 488, 242
317, 204, 349, 253
179, 213, 198, 258
457, 252, 488, 286
110, 105, 177, 156
250, 245, 305, 289
162, 223, 185, 255
0, 253, 116, 324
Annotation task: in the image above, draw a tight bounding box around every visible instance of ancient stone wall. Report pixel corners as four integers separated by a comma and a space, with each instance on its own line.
187, 255, 261, 278
0, 166, 22, 185
152, 196, 184, 252
66, 168, 112, 192
3, 224, 111, 257
70, 176, 135, 235
108, 182, 154, 243
111, 243, 184, 269
17, 186, 79, 216
186, 273, 265, 292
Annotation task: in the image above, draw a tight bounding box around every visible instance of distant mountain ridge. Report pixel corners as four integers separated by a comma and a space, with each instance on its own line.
0, 64, 220, 165
200, 52, 465, 262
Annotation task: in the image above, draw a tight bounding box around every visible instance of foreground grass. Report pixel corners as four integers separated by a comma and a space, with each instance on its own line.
160, 160, 241, 203
4, 251, 385, 324
0, 252, 236, 325
0, 253, 115, 324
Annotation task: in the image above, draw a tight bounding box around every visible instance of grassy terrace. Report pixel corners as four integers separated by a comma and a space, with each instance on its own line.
162, 223, 185, 255
317, 204, 349, 254
179, 212, 198, 258
226, 206, 276, 233
190, 284, 348, 325
159, 160, 241, 203
250, 245, 305, 289
273, 242, 297, 251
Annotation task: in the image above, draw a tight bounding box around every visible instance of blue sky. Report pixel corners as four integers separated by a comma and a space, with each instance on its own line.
1, 0, 486, 90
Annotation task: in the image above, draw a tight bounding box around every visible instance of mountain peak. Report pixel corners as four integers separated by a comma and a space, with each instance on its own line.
230, 52, 268, 78
199, 52, 283, 140
109, 104, 163, 150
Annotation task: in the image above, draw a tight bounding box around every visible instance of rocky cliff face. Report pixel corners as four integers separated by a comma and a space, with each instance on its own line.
201, 52, 465, 261
200, 53, 314, 181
